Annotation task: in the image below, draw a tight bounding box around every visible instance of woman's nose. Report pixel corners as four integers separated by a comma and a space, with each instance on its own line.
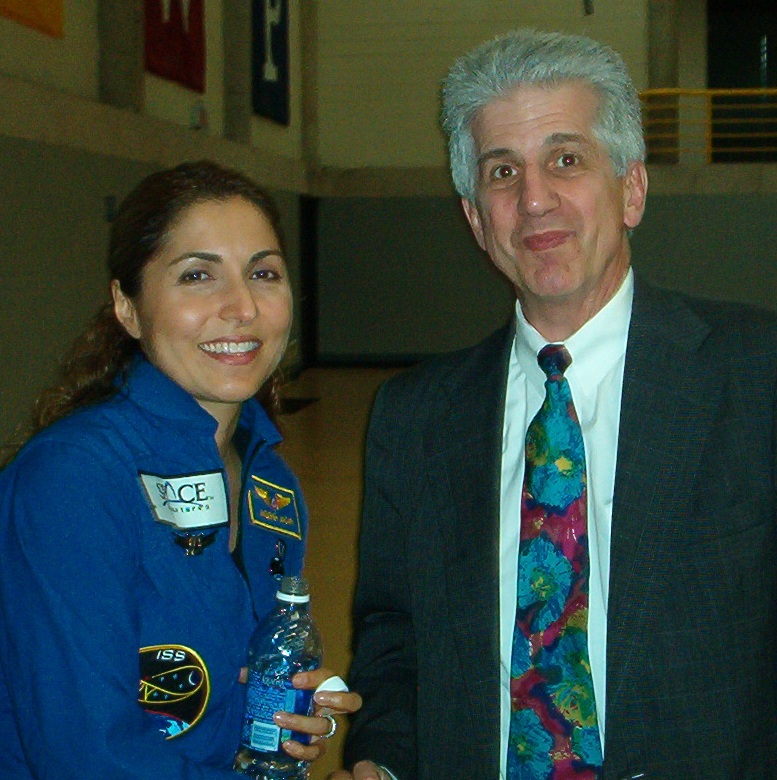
220, 278, 258, 322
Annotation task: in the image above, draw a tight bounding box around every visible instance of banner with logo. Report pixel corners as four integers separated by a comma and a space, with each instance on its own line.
252, 0, 290, 125
0, 0, 63, 38
145, 0, 205, 93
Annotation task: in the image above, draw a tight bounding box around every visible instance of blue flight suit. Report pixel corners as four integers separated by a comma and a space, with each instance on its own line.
0, 356, 307, 778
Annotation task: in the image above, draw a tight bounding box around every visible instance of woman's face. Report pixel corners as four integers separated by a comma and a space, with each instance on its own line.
113, 196, 292, 424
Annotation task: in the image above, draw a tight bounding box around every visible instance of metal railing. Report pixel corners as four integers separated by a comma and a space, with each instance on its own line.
640, 88, 777, 163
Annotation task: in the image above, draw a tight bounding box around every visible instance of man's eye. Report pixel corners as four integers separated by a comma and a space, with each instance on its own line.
556, 153, 579, 168
492, 164, 516, 180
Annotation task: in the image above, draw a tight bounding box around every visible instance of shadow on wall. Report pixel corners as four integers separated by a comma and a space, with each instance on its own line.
316, 191, 777, 369
0, 139, 157, 444
316, 195, 515, 364
632, 194, 777, 311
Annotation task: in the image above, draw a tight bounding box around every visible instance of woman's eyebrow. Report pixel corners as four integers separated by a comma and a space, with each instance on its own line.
167, 249, 284, 268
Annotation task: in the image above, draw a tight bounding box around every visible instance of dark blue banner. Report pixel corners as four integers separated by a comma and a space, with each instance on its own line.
252, 0, 290, 125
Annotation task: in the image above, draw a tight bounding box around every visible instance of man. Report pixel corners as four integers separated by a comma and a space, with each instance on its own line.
333, 29, 777, 780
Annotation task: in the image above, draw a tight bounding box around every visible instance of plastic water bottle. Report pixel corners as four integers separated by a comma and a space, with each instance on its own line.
234, 576, 323, 779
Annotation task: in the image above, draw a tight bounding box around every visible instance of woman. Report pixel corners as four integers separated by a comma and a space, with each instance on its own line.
0, 161, 359, 778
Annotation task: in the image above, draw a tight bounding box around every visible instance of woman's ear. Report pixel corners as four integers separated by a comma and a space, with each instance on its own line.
111, 280, 141, 340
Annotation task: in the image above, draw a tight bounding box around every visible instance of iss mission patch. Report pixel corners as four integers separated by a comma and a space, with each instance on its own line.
139, 644, 210, 739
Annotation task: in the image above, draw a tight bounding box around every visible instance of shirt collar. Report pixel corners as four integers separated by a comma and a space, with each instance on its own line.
514, 268, 633, 393
119, 354, 282, 447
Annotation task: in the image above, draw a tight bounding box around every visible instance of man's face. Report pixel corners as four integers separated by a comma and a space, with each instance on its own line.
461, 81, 647, 336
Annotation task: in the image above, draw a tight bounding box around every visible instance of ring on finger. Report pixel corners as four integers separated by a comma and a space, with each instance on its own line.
320, 713, 337, 739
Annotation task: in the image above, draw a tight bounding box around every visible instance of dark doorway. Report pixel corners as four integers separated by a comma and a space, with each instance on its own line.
298, 195, 319, 368
708, 0, 777, 161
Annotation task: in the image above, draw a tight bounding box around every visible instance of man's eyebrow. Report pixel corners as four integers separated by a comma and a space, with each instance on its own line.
476, 148, 519, 168
546, 132, 589, 147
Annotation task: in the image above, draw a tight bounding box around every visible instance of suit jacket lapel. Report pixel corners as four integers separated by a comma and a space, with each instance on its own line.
422, 322, 513, 763
606, 278, 723, 726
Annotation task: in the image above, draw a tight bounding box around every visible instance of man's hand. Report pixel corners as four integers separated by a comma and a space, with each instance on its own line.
328, 760, 391, 780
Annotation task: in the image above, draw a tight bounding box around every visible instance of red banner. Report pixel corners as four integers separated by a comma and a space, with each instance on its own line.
145, 0, 205, 93
0, 0, 63, 38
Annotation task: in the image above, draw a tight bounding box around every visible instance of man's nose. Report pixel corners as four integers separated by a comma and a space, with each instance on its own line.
518, 166, 560, 216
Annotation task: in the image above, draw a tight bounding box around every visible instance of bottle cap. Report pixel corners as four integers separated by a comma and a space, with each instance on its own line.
277, 575, 310, 603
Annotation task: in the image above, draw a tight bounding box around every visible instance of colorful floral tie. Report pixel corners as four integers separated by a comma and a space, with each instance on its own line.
508, 344, 603, 780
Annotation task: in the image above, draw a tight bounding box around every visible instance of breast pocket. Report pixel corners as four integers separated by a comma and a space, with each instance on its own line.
679, 499, 775, 616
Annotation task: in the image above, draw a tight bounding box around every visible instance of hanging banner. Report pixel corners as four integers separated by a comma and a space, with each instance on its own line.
145, 0, 205, 93
0, 0, 63, 38
252, 0, 290, 125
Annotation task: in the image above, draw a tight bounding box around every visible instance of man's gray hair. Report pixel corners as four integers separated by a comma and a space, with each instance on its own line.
441, 29, 646, 201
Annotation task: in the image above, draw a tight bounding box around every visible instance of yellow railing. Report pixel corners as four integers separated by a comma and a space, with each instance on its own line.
640, 88, 777, 163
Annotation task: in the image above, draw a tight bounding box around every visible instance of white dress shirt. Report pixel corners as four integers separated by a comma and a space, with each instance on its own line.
498, 269, 634, 778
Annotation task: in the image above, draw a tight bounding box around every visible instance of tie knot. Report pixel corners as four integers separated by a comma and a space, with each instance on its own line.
537, 344, 572, 378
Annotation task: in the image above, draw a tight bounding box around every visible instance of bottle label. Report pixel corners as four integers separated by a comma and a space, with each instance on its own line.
242, 678, 314, 751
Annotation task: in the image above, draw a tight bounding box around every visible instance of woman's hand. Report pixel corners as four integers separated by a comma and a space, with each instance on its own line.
271, 668, 362, 764
328, 761, 392, 780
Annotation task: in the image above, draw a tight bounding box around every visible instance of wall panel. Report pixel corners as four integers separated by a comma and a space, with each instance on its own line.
315, 0, 649, 170
0, 0, 98, 98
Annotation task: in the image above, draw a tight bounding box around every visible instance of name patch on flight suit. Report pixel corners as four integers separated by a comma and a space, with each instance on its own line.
138, 644, 210, 739
139, 471, 228, 531
248, 475, 302, 540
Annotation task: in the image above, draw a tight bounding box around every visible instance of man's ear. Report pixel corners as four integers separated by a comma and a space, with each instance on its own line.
623, 161, 648, 230
461, 197, 488, 252
111, 280, 141, 340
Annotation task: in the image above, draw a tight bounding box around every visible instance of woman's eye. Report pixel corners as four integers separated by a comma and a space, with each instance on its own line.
251, 268, 281, 281
179, 269, 211, 283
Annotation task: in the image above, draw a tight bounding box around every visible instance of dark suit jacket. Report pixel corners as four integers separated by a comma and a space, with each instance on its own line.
344, 277, 777, 780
